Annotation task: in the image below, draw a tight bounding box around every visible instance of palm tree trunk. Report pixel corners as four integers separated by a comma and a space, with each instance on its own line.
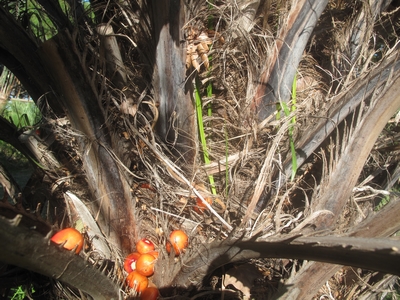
148, 0, 196, 166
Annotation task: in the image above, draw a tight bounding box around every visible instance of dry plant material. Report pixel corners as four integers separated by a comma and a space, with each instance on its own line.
185, 27, 224, 72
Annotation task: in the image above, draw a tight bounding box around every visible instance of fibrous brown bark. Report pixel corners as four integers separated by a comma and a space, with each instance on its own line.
149, 0, 196, 165
38, 34, 136, 254
311, 54, 400, 230
270, 50, 400, 299
0, 4, 136, 254
251, 0, 328, 120
157, 232, 400, 289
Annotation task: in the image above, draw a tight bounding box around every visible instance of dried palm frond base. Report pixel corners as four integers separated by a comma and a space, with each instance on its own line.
91, 2, 400, 298
185, 26, 225, 72
315, 268, 400, 300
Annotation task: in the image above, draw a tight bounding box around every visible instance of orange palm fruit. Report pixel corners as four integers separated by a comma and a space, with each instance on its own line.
50, 228, 84, 254
126, 270, 148, 293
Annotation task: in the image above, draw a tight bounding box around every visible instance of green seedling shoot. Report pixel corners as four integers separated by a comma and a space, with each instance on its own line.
276, 74, 298, 181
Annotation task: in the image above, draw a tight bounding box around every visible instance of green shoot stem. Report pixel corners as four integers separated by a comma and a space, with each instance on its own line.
193, 4, 218, 196
275, 74, 298, 181
195, 78, 217, 195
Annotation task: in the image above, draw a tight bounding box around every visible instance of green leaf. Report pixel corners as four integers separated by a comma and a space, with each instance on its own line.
195, 79, 216, 195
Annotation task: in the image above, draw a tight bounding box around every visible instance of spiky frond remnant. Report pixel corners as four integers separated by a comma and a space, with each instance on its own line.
1, 0, 400, 299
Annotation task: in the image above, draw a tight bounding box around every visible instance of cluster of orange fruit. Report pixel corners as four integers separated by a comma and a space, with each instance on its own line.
50, 228, 189, 299
124, 230, 188, 299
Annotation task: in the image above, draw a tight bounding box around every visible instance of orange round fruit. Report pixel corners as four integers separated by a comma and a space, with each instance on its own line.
126, 270, 148, 292
194, 197, 212, 214
136, 238, 155, 254
50, 228, 84, 254
124, 252, 141, 273
140, 286, 160, 300
147, 250, 159, 259
136, 253, 156, 277
166, 230, 188, 256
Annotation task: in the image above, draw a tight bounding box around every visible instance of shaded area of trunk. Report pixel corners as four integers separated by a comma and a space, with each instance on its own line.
0, 215, 120, 300
0, 6, 63, 115
0, 4, 136, 254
